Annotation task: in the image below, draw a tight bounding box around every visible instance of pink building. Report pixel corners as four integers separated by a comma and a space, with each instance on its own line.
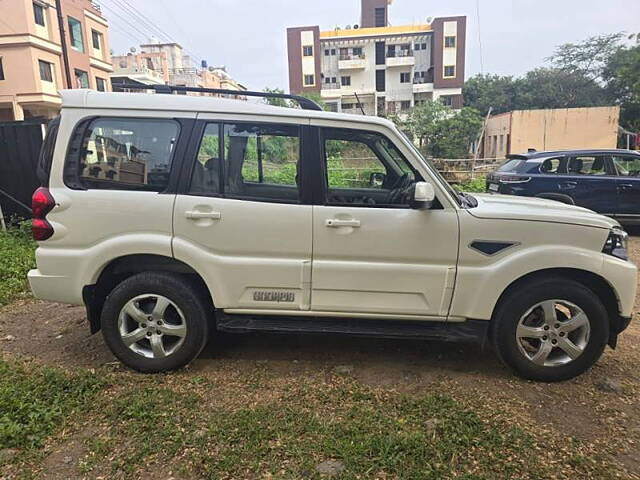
0, 0, 113, 121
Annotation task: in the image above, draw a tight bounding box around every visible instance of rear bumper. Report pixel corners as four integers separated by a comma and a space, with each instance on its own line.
27, 269, 83, 305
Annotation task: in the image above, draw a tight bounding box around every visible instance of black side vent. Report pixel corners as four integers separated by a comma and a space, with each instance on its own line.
469, 241, 518, 256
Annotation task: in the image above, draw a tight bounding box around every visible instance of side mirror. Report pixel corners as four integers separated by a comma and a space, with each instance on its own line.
369, 172, 386, 188
412, 181, 435, 209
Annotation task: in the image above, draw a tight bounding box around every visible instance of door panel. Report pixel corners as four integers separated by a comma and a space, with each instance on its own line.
173, 196, 312, 310
311, 206, 459, 316
563, 155, 618, 213
612, 154, 640, 216
310, 126, 459, 317
173, 117, 313, 310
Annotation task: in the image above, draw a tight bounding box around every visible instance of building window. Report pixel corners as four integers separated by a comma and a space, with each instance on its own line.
374, 7, 386, 27
326, 102, 338, 112
68, 17, 84, 52
421, 43, 427, 50
324, 49, 330, 56
302, 45, 313, 56
74, 69, 89, 88
415, 43, 421, 51
440, 95, 454, 107
375, 41, 385, 65
33, 2, 45, 26
400, 72, 410, 83
341, 76, 351, 86
400, 101, 411, 111
303, 74, 315, 86
96, 77, 106, 92
0, 57, 4, 81
352, 46, 363, 57
91, 29, 102, 50
331, 48, 336, 55
324, 76, 337, 85
445, 36, 456, 48
38, 60, 53, 82
376, 69, 385, 92
444, 65, 456, 78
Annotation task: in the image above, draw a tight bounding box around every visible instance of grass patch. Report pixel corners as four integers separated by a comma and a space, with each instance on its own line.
84, 378, 542, 479
0, 223, 35, 306
455, 175, 486, 193
0, 359, 102, 450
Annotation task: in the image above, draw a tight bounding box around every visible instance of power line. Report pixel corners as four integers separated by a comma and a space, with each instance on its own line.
476, 0, 484, 74
100, 3, 147, 45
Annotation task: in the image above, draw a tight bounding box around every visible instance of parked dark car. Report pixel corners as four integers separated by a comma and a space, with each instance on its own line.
486, 149, 640, 225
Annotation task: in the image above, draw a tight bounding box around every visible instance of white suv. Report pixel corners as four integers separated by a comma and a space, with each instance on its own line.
28, 88, 636, 381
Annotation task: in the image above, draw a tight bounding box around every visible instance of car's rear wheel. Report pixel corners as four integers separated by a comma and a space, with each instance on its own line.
492, 277, 609, 381
101, 272, 209, 373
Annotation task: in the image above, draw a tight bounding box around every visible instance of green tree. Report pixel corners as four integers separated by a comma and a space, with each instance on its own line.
262, 87, 327, 111
391, 101, 483, 158
518, 67, 609, 109
603, 34, 640, 130
462, 74, 523, 116
430, 107, 484, 159
547, 33, 625, 83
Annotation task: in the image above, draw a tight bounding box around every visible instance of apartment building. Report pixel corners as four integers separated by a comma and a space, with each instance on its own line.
0, 0, 113, 121
111, 41, 246, 96
287, 0, 465, 116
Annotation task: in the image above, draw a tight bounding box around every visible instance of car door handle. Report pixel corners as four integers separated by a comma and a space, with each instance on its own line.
559, 181, 577, 189
185, 211, 221, 220
618, 183, 634, 190
325, 219, 361, 228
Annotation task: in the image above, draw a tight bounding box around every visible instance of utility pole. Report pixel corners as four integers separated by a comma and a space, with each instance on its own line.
54, 0, 73, 89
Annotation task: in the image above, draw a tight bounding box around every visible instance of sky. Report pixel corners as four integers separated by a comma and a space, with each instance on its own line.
106, 0, 640, 92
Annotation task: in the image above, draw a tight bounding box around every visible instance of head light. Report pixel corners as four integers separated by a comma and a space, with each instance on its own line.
602, 228, 628, 261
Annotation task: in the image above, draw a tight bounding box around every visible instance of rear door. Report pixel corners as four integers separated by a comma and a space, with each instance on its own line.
612, 153, 640, 220
172, 117, 313, 311
563, 154, 618, 214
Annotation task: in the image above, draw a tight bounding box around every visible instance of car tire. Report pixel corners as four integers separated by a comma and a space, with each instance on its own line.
101, 272, 210, 373
491, 277, 609, 382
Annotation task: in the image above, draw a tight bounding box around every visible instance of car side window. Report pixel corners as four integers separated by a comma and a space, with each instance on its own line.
189, 123, 221, 195
77, 118, 179, 191
539, 157, 564, 174
322, 128, 422, 207
223, 123, 300, 202
612, 155, 640, 177
567, 156, 612, 176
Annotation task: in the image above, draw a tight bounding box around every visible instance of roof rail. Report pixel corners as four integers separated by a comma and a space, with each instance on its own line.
111, 83, 323, 111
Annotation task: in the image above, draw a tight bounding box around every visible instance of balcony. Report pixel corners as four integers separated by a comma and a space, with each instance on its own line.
338, 55, 366, 70
386, 52, 414, 67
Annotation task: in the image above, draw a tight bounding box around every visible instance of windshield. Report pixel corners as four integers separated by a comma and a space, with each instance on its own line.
395, 128, 462, 206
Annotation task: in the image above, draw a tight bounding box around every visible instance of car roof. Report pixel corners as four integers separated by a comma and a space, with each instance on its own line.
60, 89, 396, 129
508, 149, 640, 161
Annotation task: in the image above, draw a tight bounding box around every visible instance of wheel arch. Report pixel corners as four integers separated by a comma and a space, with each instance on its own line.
490, 267, 620, 347
83, 254, 215, 334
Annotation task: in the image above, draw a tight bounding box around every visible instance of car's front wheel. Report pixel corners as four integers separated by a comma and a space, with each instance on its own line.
101, 272, 209, 373
492, 277, 609, 382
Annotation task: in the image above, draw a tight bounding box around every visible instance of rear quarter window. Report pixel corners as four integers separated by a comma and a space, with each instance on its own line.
37, 116, 60, 186
66, 117, 180, 191
496, 159, 525, 172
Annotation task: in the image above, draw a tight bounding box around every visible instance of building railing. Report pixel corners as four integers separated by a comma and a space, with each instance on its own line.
90, 1, 101, 12
322, 83, 340, 90
339, 54, 365, 61
387, 50, 413, 58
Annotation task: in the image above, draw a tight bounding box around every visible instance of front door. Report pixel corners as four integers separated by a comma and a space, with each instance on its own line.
310, 126, 459, 318
173, 119, 313, 311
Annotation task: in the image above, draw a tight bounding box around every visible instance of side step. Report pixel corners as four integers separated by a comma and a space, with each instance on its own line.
216, 314, 489, 344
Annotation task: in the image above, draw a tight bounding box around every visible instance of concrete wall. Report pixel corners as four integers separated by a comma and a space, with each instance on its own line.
509, 107, 620, 154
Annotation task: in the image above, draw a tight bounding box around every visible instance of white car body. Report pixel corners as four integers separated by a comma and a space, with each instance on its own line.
27, 89, 637, 379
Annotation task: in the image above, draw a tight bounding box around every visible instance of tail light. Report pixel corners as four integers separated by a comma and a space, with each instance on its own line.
494, 174, 531, 184
31, 187, 55, 241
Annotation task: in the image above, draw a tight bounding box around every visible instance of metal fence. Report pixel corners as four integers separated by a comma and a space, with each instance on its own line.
430, 158, 505, 183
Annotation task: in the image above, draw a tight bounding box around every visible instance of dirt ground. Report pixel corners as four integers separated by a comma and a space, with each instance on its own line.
2, 236, 640, 478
